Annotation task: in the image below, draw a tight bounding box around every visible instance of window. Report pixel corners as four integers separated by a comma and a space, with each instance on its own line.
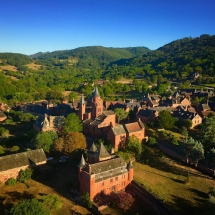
115, 177, 118, 181
122, 182, 125, 186
110, 179, 113, 183
122, 174, 125, 178
112, 186, 116, 191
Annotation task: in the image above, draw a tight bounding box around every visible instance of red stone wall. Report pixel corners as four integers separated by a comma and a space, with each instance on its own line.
0, 161, 46, 184
127, 129, 145, 142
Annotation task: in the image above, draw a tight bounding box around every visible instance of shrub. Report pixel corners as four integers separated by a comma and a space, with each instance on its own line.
148, 137, 157, 147
0, 127, 9, 137
116, 191, 135, 212
17, 168, 33, 183
5, 178, 17, 185
0, 145, 5, 154
81, 192, 92, 208
41, 194, 62, 211
10, 146, 19, 152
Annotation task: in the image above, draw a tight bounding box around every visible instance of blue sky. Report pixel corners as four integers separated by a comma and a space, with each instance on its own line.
1, 0, 215, 55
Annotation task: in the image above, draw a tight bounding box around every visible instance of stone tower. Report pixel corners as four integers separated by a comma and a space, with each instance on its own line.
79, 95, 86, 121
91, 87, 103, 119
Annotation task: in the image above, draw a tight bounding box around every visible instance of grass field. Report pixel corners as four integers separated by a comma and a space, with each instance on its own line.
134, 147, 215, 215
25, 62, 41, 70
116, 79, 133, 84
0, 179, 90, 215
0, 65, 18, 72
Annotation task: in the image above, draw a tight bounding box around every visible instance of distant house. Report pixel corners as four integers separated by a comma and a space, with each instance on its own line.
136, 109, 158, 124
0, 149, 47, 184
173, 110, 202, 129
78, 143, 133, 201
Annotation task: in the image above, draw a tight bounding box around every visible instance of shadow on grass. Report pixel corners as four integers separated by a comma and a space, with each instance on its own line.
169, 194, 215, 215
188, 188, 208, 199
144, 169, 185, 184
141, 147, 187, 177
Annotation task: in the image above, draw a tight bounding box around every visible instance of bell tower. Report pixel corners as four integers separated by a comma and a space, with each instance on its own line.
91, 87, 103, 119
79, 95, 86, 120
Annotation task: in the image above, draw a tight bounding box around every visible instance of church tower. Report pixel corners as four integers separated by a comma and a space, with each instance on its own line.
91, 87, 103, 119
79, 95, 86, 120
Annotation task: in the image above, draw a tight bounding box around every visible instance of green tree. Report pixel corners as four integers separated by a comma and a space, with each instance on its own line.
41, 195, 61, 212
17, 168, 33, 183
157, 110, 175, 129
171, 136, 178, 148
63, 113, 82, 134
125, 135, 142, 159
148, 137, 157, 147
81, 192, 92, 208
181, 126, 188, 138
202, 116, 215, 150
114, 108, 128, 123
32, 131, 58, 152
18, 113, 36, 122
7, 198, 49, 215
179, 137, 204, 165
0, 127, 9, 137
206, 148, 215, 176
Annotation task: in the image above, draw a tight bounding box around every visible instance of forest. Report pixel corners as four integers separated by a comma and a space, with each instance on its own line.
0, 34, 215, 104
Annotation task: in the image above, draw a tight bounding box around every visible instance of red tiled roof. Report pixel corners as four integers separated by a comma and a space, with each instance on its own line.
125, 122, 142, 133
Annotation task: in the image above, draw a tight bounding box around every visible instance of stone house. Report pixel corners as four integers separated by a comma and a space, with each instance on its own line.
173, 110, 202, 129
0, 149, 47, 184
136, 109, 158, 124
81, 87, 146, 150
107, 120, 145, 150
78, 143, 133, 201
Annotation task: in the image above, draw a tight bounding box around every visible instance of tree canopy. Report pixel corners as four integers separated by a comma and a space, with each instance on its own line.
114, 108, 128, 123
63, 113, 83, 134
157, 110, 175, 129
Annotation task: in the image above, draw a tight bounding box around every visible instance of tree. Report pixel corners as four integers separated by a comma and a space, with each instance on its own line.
32, 131, 58, 152
63, 113, 82, 134
7, 198, 49, 215
181, 126, 188, 138
114, 108, 128, 123
206, 148, 215, 175
0, 127, 9, 137
179, 137, 204, 166
64, 132, 86, 154
171, 136, 178, 148
52, 137, 64, 152
125, 135, 142, 159
81, 192, 92, 208
17, 168, 33, 183
116, 191, 135, 212
202, 116, 215, 150
18, 113, 36, 122
148, 137, 157, 147
41, 195, 61, 212
157, 110, 175, 129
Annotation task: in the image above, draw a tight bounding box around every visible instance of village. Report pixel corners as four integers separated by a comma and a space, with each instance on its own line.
0, 85, 215, 214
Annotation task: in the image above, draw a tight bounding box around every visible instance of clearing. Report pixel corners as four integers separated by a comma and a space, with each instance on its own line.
0, 65, 18, 72
25, 62, 41, 70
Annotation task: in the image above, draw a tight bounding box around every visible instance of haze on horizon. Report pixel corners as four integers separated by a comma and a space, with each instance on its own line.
1, 0, 215, 55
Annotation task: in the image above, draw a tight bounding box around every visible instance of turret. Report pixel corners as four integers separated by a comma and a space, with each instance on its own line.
127, 160, 134, 182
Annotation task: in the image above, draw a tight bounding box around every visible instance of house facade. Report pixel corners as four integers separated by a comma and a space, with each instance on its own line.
78, 143, 133, 201
0, 149, 47, 184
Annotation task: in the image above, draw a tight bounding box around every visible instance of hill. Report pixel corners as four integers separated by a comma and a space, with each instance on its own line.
110, 34, 215, 82
31, 46, 151, 69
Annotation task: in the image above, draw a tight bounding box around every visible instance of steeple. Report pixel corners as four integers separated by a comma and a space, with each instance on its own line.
98, 143, 111, 161
89, 142, 97, 153
94, 87, 100, 97
77, 154, 86, 168
80, 95, 85, 105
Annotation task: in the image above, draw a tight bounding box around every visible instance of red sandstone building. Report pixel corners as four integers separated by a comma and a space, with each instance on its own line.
0, 149, 47, 184
80, 87, 146, 150
78, 143, 133, 201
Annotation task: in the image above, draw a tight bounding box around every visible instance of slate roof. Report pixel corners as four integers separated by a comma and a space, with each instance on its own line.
98, 143, 111, 159
197, 103, 211, 111
173, 111, 200, 120
137, 109, 156, 117
77, 154, 86, 168
0, 149, 47, 172
89, 157, 128, 182
111, 124, 126, 135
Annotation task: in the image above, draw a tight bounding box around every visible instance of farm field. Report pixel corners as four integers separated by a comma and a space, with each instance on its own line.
0, 65, 18, 72
25, 62, 41, 70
